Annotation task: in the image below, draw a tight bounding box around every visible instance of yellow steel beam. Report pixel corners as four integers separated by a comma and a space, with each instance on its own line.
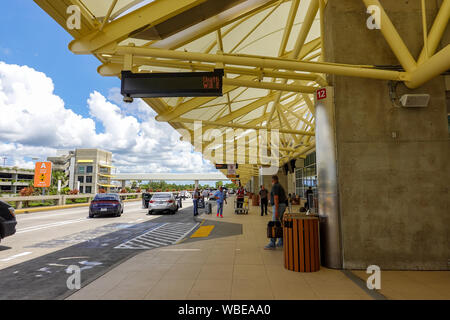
417, 0, 450, 65
69, 0, 207, 54
223, 78, 317, 93
113, 46, 405, 81
362, 0, 417, 72
155, 75, 256, 122
170, 118, 315, 136
153, 0, 281, 50
406, 44, 450, 88
230, 0, 283, 54
279, 0, 301, 56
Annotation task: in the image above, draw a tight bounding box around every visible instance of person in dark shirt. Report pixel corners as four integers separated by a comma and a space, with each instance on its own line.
305, 187, 313, 210
265, 175, 287, 250
192, 188, 200, 216
259, 185, 268, 216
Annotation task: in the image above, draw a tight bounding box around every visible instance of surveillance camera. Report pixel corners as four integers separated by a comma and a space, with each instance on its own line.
123, 95, 134, 103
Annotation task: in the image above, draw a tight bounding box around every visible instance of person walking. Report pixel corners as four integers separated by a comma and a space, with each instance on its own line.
236, 185, 245, 208
214, 186, 227, 218
259, 185, 268, 216
193, 188, 200, 216
265, 175, 287, 250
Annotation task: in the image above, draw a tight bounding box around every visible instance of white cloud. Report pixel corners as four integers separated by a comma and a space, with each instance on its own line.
0, 61, 216, 174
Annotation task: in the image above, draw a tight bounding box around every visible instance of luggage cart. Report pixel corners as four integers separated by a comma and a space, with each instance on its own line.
234, 196, 249, 215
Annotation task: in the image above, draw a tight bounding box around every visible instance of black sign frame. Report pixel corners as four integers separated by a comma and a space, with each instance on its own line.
121, 69, 224, 98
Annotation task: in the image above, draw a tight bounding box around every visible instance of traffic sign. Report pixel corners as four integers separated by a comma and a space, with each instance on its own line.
34, 162, 52, 188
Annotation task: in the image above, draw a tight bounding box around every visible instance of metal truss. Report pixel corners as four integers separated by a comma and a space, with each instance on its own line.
34, 0, 449, 184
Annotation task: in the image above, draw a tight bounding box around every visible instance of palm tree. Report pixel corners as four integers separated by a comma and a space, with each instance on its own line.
52, 171, 68, 189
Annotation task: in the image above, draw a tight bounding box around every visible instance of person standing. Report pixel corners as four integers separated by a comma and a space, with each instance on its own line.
193, 188, 200, 216
265, 175, 287, 250
236, 185, 245, 208
214, 186, 227, 218
202, 188, 209, 201
259, 185, 268, 216
305, 187, 313, 210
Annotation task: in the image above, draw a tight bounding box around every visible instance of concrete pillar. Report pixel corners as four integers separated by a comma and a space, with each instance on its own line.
319, 0, 449, 270
194, 180, 199, 189
121, 180, 126, 189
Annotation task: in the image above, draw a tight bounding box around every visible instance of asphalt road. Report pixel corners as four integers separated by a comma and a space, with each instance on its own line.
0, 200, 203, 300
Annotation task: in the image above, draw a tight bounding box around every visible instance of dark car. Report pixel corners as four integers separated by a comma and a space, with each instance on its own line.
89, 193, 124, 218
0, 200, 17, 242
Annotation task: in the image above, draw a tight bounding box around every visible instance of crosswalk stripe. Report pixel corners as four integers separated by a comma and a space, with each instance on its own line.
114, 222, 199, 250
148, 232, 180, 240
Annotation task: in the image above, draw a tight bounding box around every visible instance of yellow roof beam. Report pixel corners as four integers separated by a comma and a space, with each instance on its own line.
156, 75, 255, 122
113, 45, 406, 81
69, 0, 208, 54
172, 118, 315, 136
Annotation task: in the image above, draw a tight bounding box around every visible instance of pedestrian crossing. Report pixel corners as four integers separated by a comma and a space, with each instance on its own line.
114, 222, 199, 250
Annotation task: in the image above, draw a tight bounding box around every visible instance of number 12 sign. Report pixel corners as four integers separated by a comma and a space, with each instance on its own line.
317, 88, 327, 100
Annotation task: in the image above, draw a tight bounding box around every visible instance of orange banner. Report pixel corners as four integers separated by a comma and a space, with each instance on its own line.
34, 162, 52, 188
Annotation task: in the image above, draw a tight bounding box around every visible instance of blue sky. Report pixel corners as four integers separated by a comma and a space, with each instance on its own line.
0, 0, 118, 122
0, 1, 218, 176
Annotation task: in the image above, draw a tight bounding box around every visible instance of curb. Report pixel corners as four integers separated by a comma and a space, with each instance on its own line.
15, 198, 141, 215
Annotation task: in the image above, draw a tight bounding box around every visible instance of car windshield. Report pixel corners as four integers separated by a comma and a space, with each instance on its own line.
94, 194, 118, 201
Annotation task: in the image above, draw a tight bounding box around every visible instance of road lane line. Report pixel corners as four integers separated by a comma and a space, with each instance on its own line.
0, 252, 32, 262
16, 218, 89, 234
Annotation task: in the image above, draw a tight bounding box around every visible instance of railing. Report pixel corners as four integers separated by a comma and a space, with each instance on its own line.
1, 193, 143, 209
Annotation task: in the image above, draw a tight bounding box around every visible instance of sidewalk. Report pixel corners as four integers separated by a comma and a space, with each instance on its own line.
67, 198, 449, 300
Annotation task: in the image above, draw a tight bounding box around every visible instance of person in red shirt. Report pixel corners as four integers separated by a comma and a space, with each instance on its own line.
236, 186, 245, 208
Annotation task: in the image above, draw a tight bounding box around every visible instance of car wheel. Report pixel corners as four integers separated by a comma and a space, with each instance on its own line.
148, 211, 152, 215
89, 213, 95, 218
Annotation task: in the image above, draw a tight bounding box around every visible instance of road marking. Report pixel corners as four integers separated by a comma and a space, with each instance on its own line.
160, 249, 201, 252
191, 225, 215, 238
16, 218, 88, 234
115, 222, 199, 250
0, 252, 32, 262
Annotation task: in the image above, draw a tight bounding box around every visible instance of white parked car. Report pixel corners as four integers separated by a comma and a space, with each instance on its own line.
148, 192, 179, 215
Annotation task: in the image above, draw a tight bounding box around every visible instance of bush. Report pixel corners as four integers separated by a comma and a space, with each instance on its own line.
99, 189, 107, 194
20, 187, 35, 197
69, 189, 79, 195
120, 188, 128, 194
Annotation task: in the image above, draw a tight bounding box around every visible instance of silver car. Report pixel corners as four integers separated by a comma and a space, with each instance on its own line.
148, 192, 179, 215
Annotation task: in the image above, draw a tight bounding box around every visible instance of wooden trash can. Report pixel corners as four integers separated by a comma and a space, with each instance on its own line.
252, 194, 259, 206
283, 214, 320, 272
